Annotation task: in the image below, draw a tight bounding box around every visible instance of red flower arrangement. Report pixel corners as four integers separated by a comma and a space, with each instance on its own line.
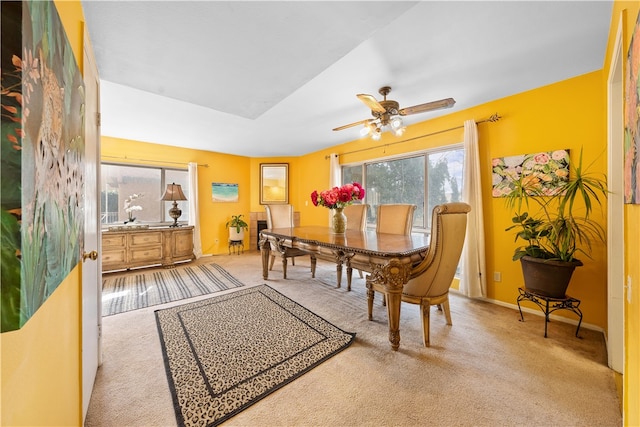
311, 182, 366, 209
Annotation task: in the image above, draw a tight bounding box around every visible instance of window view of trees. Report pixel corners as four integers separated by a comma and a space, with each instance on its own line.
342, 145, 464, 230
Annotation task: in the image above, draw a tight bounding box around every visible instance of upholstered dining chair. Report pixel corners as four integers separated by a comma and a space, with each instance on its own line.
264, 204, 310, 279
343, 204, 368, 290
345, 203, 416, 292
366, 202, 471, 347
357, 203, 417, 296
376, 204, 417, 235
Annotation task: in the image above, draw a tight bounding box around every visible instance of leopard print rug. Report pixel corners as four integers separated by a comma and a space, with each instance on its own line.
155, 285, 355, 427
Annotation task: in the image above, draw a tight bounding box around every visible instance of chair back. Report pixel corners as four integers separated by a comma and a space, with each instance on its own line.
265, 204, 294, 229
376, 204, 416, 235
344, 204, 368, 231
403, 202, 471, 298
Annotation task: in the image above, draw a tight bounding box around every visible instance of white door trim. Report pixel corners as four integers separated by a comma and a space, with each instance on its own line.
606, 12, 625, 374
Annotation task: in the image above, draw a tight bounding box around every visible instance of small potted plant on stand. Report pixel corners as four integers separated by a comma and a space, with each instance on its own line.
502, 149, 607, 298
226, 214, 249, 241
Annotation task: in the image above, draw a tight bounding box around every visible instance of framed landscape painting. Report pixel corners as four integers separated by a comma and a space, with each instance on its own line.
211, 183, 239, 202
260, 163, 288, 204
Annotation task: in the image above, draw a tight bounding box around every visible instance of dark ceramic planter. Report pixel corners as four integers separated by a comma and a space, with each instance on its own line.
520, 255, 583, 298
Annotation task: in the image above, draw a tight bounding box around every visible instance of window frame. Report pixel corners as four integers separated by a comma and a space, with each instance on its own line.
341, 143, 464, 233
100, 162, 190, 227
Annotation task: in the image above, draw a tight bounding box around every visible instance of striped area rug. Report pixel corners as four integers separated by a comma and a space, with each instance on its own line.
102, 263, 244, 316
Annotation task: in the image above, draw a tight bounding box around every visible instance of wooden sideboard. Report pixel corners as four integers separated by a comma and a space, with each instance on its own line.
102, 226, 195, 272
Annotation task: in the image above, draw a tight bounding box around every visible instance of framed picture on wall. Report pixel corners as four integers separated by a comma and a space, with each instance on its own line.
260, 163, 288, 204
211, 183, 239, 202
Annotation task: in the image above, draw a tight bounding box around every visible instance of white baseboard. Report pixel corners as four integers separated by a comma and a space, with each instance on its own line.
451, 289, 604, 334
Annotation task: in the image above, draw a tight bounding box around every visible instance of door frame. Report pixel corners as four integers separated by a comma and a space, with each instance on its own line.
607, 12, 625, 374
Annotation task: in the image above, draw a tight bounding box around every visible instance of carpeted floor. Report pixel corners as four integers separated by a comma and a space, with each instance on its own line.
155, 285, 355, 427
85, 252, 622, 426
102, 263, 244, 316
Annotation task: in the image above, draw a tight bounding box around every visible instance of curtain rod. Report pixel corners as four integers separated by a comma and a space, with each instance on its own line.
102, 155, 209, 168
325, 113, 502, 159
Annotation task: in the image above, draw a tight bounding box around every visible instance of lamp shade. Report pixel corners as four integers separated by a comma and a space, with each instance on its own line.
161, 183, 187, 201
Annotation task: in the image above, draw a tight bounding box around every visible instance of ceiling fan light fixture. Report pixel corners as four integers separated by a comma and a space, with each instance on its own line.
334, 86, 455, 141
393, 126, 406, 137
390, 116, 403, 129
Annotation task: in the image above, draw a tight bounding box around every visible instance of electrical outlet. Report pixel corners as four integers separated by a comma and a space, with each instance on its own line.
493, 272, 502, 282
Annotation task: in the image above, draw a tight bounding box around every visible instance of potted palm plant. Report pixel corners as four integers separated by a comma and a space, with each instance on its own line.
226, 214, 249, 241
502, 149, 607, 298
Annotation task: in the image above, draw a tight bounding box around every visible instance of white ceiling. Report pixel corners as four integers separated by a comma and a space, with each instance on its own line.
82, 1, 612, 157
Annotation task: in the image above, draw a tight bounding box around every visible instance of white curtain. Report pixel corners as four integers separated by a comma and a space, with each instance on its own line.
188, 162, 203, 258
460, 120, 487, 298
329, 153, 341, 187
328, 153, 341, 224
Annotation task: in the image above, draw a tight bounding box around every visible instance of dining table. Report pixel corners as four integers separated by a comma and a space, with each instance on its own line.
259, 226, 431, 350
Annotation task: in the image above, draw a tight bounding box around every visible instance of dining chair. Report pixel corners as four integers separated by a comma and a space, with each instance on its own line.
343, 204, 368, 290
376, 203, 417, 235
366, 202, 471, 347
264, 204, 310, 279
345, 203, 416, 292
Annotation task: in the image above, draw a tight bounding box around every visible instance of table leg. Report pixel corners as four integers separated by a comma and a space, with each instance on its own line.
368, 258, 412, 351
260, 240, 270, 280
336, 263, 343, 288
384, 289, 402, 351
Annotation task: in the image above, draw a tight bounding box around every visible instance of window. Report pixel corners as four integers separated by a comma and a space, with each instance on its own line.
342, 145, 464, 231
101, 164, 189, 225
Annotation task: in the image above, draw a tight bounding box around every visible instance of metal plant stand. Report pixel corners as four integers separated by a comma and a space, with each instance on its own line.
228, 240, 244, 255
517, 287, 583, 338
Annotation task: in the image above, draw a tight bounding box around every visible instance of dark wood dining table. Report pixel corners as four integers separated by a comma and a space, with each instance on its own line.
259, 226, 430, 350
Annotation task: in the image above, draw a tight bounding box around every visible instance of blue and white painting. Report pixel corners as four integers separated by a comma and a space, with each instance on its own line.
212, 183, 239, 202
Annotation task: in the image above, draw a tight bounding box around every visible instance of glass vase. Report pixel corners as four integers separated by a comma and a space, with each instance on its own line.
332, 208, 347, 234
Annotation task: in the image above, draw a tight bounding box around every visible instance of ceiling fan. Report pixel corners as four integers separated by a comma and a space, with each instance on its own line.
333, 86, 455, 140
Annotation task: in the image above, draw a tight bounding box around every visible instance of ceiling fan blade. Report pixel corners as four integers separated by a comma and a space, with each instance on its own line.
333, 119, 371, 132
356, 93, 386, 113
398, 98, 456, 116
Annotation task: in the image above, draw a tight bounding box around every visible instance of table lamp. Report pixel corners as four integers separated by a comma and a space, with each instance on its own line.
161, 183, 187, 227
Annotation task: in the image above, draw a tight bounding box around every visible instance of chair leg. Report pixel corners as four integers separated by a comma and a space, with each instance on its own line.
420, 301, 431, 347
441, 296, 452, 325
269, 254, 275, 271
358, 270, 363, 278
382, 293, 386, 306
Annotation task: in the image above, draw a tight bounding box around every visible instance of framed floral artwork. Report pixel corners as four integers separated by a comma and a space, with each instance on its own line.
491, 150, 570, 197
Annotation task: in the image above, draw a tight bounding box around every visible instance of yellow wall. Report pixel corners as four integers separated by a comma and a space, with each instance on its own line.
101, 137, 251, 255
1, 2, 85, 425
606, 2, 640, 425
297, 71, 608, 328
1, 268, 82, 426
34, 1, 634, 424
117, 72, 609, 329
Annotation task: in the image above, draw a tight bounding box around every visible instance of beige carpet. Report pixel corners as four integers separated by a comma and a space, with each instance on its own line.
85, 252, 622, 426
